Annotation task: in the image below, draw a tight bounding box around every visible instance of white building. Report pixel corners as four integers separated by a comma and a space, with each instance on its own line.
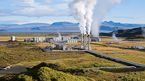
33, 37, 46, 42
24, 35, 80, 43
66, 39, 79, 43
52, 37, 62, 42
62, 36, 71, 41
24, 37, 46, 42
52, 36, 72, 43
91, 37, 101, 42
10, 36, 16, 42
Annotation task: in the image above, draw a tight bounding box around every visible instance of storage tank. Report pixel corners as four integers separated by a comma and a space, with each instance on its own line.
11, 36, 16, 42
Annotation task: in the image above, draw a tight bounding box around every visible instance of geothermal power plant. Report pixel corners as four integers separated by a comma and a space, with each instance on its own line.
69, 0, 121, 50
22, 33, 100, 51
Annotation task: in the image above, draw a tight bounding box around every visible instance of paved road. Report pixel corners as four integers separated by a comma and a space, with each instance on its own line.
0, 66, 27, 75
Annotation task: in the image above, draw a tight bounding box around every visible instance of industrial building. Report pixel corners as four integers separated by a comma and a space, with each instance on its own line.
24, 34, 80, 43
24, 37, 52, 42
23, 33, 101, 51
91, 37, 101, 42
33, 37, 46, 42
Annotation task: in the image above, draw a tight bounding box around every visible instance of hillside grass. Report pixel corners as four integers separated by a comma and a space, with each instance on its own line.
91, 37, 145, 64
0, 36, 145, 81
2, 62, 145, 81
0, 42, 123, 68
0, 65, 91, 81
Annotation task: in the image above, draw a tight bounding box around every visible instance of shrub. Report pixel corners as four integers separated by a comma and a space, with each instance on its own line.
95, 70, 105, 75
17, 74, 33, 81
31, 62, 61, 70
61, 68, 86, 75
116, 75, 145, 81
37, 67, 89, 81
19, 42, 35, 46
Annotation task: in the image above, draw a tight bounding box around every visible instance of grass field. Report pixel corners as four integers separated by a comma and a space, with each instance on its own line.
0, 42, 123, 68
91, 38, 145, 64
0, 35, 145, 81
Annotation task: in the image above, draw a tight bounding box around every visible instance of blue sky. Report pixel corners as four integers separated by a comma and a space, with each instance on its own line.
0, 0, 144, 24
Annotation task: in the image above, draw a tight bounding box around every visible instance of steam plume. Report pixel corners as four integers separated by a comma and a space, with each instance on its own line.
92, 0, 121, 37
112, 27, 119, 41
112, 33, 119, 41
85, 0, 97, 35
69, 0, 87, 35
70, 0, 121, 37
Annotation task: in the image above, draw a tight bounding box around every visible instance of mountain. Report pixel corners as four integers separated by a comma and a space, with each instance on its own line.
31, 27, 41, 30
0, 23, 50, 29
102, 21, 145, 29
117, 27, 144, 38
0, 24, 20, 29
100, 27, 145, 39
0, 29, 6, 31
22, 23, 50, 28
0, 21, 145, 32
50, 22, 78, 28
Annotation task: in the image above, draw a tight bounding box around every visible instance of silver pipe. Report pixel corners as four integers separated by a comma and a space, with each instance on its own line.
81, 34, 85, 49
88, 35, 90, 50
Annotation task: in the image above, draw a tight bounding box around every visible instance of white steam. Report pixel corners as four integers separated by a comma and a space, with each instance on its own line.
112, 27, 119, 42
85, 0, 97, 35
92, 0, 121, 37
70, 0, 121, 37
70, 0, 87, 35
112, 32, 119, 42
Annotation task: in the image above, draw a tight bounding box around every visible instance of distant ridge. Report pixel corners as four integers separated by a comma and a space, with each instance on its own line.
117, 27, 145, 38
0, 21, 144, 32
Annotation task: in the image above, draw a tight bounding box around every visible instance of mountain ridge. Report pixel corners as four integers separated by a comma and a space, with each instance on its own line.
0, 21, 144, 32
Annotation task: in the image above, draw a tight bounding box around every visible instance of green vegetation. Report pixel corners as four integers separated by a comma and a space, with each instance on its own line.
0, 63, 91, 81
0, 42, 123, 67
91, 41, 145, 64
2, 62, 145, 81
0, 35, 145, 81
17, 74, 33, 81
37, 67, 88, 81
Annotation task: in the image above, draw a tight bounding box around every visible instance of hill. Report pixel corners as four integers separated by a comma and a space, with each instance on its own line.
102, 21, 144, 28
117, 27, 145, 38
0, 21, 145, 32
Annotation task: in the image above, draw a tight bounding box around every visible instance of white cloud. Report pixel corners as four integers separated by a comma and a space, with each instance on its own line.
12, 0, 53, 17
0, 0, 77, 24
0, 0, 71, 17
